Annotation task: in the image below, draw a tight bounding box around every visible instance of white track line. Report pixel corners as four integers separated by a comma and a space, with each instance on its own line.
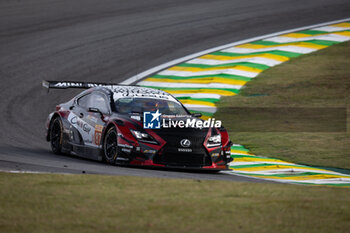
157, 69, 259, 78
172, 93, 222, 99
138, 80, 244, 89
187, 57, 282, 66
264, 33, 350, 43
313, 25, 350, 32
222, 45, 317, 54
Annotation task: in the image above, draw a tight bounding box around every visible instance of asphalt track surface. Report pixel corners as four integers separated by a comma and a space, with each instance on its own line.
0, 0, 349, 181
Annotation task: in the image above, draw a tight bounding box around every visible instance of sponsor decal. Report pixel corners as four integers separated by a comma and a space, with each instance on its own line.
54, 82, 110, 88
94, 124, 103, 145
87, 115, 98, 123
211, 152, 220, 160
70, 116, 78, 124
121, 148, 131, 153
121, 93, 169, 99
143, 149, 156, 154
70, 115, 91, 133
54, 82, 85, 88
116, 157, 129, 161
112, 87, 171, 100
112, 86, 171, 95
119, 144, 133, 149
95, 124, 103, 132
80, 122, 91, 133
130, 115, 141, 121
143, 110, 161, 129
178, 148, 192, 152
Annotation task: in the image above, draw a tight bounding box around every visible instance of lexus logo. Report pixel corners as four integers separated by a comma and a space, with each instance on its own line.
180, 139, 191, 147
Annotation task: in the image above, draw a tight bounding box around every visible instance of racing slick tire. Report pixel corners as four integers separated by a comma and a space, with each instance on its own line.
49, 117, 63, 154
103, 127, 118, 164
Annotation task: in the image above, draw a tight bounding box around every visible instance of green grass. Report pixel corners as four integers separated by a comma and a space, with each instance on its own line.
1, 173, 350, 233
215, 41, 350, 169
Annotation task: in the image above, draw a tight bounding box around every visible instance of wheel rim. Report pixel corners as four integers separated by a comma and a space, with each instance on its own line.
104, 130, 118, 160
50, 120, 61, 151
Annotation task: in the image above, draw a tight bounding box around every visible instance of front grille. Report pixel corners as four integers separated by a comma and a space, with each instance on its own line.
155, 127, 208, 153
154, 152, 212, 167
161, 134, 204, 153
153, 128, 211, 167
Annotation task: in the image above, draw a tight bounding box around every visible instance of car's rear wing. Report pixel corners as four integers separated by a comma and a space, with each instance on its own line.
42, 80, 140, 92
42, 80, 125, 89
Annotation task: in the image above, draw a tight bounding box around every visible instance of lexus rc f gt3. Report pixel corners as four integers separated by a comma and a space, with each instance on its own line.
44, 80, 233, 170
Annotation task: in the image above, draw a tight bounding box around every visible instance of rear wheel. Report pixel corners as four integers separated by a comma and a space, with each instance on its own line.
103, 127, 118, 164
50, 117, 63, 154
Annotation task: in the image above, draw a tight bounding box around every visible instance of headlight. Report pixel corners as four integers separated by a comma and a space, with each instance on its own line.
130, 129, 158, 144
207, 134, 221, 148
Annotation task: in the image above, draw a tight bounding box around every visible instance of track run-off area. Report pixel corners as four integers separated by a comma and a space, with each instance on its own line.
0, 0, 349, 184
130, 19, 350, 187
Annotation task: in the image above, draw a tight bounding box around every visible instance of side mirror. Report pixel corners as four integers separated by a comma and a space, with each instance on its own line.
89, 107, 110, 118
191, 113, 202, 118
88, 107, 101, 113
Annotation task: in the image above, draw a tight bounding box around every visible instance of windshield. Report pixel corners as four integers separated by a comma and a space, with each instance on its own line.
115, 97, 189, 115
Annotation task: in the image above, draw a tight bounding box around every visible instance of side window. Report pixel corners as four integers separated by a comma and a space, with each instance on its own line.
77, 94, 91, 108
89, 93, 109, 114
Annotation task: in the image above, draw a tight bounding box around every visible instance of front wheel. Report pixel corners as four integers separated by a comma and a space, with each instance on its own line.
50, 117, 63, 154
103, 127, 118, 164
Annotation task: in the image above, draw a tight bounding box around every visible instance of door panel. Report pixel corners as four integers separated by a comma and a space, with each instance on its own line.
69, 106, 93, 146
69, 91, 111, 151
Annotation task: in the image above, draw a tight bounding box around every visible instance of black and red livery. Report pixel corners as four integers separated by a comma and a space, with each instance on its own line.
44, 80, 233, 170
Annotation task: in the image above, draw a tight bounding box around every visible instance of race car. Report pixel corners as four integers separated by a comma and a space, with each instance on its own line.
43, 80, 233, 170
